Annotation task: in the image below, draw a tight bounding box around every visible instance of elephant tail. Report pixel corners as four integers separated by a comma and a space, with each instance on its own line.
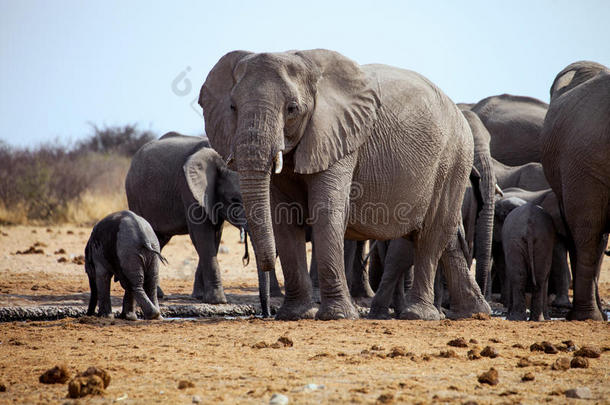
528, 239, 537, 288
143, 242, 168, 265
84, 240, 97, 316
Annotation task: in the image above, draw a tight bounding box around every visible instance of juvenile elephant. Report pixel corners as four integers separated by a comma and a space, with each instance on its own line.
469, 94, 548, 166
85, 210, 165, 320
541, 61, 610, 320
494, 188, 571, 308
126, 133, 281, 306
496, 200, 555, 321
200, 49, 490, 320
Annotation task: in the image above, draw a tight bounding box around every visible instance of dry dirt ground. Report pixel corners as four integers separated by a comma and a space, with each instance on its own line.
0, 225, 609, 404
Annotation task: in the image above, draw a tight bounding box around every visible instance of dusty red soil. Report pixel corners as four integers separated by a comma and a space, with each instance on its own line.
0, 225, 609, 404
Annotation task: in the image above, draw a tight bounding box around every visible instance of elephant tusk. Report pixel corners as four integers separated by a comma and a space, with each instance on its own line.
495, 184, 504, 197
273, 150, 283, 174
225, 152, 234, 166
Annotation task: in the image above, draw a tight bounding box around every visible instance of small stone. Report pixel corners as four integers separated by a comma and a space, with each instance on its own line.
54, 248, 66, 255
467, 348, 481, 360
551, 357, 570, 371
481, 346, 499, 358
512, 343, 525, 349
252, 341, 269, 349
277, 336, 293, 347
370, 344, 384, 351
439, 349, 459, 358
376, 393, 394, 404
478, 368, 498, 385
448, 337, 468, 347
269, 393, 289, 405
530, 342, 544, 352
469, 338, 479, 344
489, 338, 502, 343
192, 395, 202, 403
517, 357, 531, 367
574, 346, 600, 358
218, 245, 229, 254
0, 382, 6, 392
68, 375, 104, 398
39, 365, 71, 384
57, 257, 68, 263
565, 387, 592, 399
303, 383, 324, 391
522, 372, 535, 382
542, 341, 558, 354
178, 380, 194, 389
570, 356, 589, 369
388, 346, 408, 358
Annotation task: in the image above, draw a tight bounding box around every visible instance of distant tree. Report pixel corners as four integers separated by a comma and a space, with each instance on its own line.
75, 124, 155, 156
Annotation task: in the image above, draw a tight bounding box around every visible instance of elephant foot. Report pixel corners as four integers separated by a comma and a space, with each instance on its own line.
98, 312, 114, 319
156, 286, 165, 300
144, 308, 162, 320
275, 299, 317, 321
120, 311, 138, 321
529, 312, 545, 322
193, 287, 227, 304
446, 299, 492, 320
367, 307, 392, 320
507, 311, 527, 321
316, 299, 359, 320
566, 308, 604, 321
551, 295, 572, 308
398, 302, 443, 320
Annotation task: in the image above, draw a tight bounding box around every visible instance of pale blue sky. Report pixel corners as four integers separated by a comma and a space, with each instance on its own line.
1, 0, 609, 147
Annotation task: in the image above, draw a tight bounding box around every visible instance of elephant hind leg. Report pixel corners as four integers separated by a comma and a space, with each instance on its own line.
562, 180, 608, 321
441, 231, 491, 320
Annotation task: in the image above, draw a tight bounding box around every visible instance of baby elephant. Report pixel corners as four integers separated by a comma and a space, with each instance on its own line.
498, 200, 555, 321
85, 210, 166, 320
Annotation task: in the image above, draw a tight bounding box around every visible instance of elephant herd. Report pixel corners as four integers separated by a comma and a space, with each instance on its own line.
87, 50, 609, 322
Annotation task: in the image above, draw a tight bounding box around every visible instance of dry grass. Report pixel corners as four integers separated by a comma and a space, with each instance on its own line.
0, 125, 150, 225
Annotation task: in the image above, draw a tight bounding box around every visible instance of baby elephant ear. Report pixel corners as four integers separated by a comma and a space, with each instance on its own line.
293, 49, 380, 174
183, 147, 222, 223
199, 50, 252, 160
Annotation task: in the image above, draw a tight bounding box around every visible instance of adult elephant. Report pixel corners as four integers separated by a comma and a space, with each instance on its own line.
199, 49, 489, 320
492, 159, 549, 191
470, 94, 548, 166
125, 133, 281, 308
541, 61, 610, 320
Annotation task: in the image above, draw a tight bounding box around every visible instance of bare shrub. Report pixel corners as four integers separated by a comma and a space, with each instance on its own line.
0, 125, 155, 224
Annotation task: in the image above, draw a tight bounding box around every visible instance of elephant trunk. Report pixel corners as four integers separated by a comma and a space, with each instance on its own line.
474, 151, 496, 299
234, 108, 282, 272
239, 171, 276, 272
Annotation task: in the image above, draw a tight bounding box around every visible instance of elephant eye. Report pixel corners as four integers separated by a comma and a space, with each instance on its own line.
286, 101, 299, 116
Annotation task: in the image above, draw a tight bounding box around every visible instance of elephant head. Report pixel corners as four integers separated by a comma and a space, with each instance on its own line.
199, 50, 379, 271
549, 60, 607, 101
183, 147, 245, 228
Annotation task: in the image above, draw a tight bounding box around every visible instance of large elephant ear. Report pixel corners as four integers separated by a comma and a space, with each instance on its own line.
183, 147, 221, 223
292, 49, 380, 174
199, 50, 252, 160
550, 60, 607, 101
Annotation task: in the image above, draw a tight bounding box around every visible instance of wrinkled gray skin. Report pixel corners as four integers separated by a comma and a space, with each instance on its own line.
498, 201, 555, 321
200, 49, 490, 320
493, 159, 549, 191
494, 188, 571, 308
85, 210, 164, 320
541, 60, 610, 321
126, 133, 281, 308
371, 167, 488, 318
469, 94, 548, 166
